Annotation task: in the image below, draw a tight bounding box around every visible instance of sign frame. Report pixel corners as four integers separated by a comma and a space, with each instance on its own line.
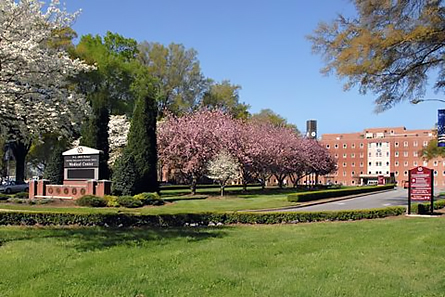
408, 166, 434, 214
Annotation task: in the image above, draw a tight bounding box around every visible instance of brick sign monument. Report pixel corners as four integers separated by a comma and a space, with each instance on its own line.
29, 146, 111, 199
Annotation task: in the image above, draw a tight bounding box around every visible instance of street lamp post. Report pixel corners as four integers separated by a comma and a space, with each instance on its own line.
410, 98, 445, 104
411, 98, 445, 147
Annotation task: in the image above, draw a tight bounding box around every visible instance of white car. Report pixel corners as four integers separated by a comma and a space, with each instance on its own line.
0, 181, 29, 194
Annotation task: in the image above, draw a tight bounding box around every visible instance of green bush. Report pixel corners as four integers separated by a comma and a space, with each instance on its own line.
75, 195, 107, 208
7, 198, 25, 204
413, 198, 445, 214
0, 193, 9, 201
14, 192, 29, 199
103, 195, 119, 207
288, 185, 395, 202
133, 192, 164, 206
0, 207, 405, 227
111, 153, 137, 196
117, 195, 143, 208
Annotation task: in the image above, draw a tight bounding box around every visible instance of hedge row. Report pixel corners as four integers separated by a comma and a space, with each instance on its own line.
0, 207, 405, 227
288, 185, 395, 202
412, 199, 445, 214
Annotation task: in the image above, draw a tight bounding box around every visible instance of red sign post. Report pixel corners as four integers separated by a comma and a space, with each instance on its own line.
408, 166, 434, 214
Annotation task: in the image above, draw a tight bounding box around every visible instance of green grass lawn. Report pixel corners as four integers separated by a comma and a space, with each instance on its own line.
0, 217, 444, 296
0, 189, 298, 214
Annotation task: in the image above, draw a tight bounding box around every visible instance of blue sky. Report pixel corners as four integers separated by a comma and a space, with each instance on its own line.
63, 0, 443, 136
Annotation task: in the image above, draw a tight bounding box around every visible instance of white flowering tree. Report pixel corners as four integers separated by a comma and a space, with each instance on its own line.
108, 115, 131, 166
207, 151, 240, 196
0, 0, 92, 181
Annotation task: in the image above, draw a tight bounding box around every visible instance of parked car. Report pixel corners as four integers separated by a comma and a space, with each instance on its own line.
0, 181, 29, 194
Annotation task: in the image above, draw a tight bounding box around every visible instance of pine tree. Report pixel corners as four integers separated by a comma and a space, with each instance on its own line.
44, 145, 65, 184
111, 151, 137, 196
80, 92, 110, 180
126, 78, 158, 193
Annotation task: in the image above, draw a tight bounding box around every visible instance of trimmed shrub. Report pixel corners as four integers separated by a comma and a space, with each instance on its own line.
7, 198, 25, 204
133, 192, 164, 206
117, 195, 143, 208
0, 207, 405, 227
14, 192, 29, 199
103, 195, 119, 207
288, 185, 395, 202
111, 153, 137, 196
0, 193, 9, 201
75, 195, 107, 207
414, 198, 445, 214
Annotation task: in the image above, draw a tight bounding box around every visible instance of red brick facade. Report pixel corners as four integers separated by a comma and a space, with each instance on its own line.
319, 127, 444, 187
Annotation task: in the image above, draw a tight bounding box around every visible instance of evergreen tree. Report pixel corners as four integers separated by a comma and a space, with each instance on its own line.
126, 75, 159, 193
80, 92, 110, 180
111, 151, 137, 196
43, 145, 65, 184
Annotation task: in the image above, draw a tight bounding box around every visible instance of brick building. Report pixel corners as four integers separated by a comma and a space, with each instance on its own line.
319, 127, 444, 187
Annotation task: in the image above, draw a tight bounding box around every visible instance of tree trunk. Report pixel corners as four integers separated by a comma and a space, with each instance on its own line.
190, 177, 197, 195
11, 141, 30, 183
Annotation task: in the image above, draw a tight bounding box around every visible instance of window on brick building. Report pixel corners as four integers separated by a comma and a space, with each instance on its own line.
343, 162, 347, 167
352, 143, 355, 148
343, 153, 347, 158
395, 161, 399, 166
343, 171, 347, 176
335, 154, 338, 158
360, 153, 364, 158
404, 161, 408, 166
423, 141, 428, 147
326, 144, 330, 149
395, 171, 399, 176
395, 142, 399, 147
404, 171, 408, 176
395, 151, 399, 157
413, 161, 418, 166
403, 151, 408, 157
360, 143, 364, 148
351, 153, 355, 158
434, 161, 438, 166
360, 162, 364, 167
413, 151, 418, 157
335, 144, 338, 149
351, 171, 355, 176
413, 141, 418, 147
343, 144, 347, 148
404, 141, 408, 147
434, 170, 438, 176
351, 162, 355, 167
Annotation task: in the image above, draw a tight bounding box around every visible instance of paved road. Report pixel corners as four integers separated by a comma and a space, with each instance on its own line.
283, 188, 410, 212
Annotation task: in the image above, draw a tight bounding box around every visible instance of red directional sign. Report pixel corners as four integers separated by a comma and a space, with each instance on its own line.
409, 166, 432, 201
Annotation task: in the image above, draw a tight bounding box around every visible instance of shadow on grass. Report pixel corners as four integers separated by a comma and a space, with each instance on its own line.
0, 226, 229, 252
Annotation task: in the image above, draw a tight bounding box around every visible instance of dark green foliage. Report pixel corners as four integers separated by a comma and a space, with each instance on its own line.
116, 196, 143, 208
75, 195, 107, 207
0, 194, 9, 201
111, 152, 137, 196
80, 93, 110, 180
413, 199, 445, 214
13, 192, 29, 199
0, 207, 406, 227
133, 192, 164, 205
288, 185, 395, 202
43, 145, 65, 184
126, 75, 158, 194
